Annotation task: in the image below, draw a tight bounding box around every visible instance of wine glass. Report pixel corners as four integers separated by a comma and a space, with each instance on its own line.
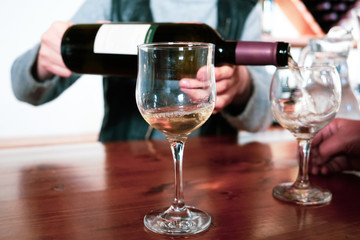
270, 65, 341, 205
136, 42, 215, 235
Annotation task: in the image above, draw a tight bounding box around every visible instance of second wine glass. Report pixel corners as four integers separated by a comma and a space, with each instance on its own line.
270, 65, 342, 205
136, 42, 216, 235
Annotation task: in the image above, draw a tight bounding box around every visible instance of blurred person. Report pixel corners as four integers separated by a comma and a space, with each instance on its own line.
310, 118, 360, 175
11, 0, 274, 142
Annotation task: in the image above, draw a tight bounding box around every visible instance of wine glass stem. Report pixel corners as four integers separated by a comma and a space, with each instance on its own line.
294, 139, 312, 189
169, 139, 187, 211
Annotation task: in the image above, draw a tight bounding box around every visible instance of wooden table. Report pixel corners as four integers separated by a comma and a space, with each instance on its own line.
1, 134, 359, 239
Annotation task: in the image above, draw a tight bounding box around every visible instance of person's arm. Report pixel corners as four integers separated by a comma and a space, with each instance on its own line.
11, 0, 112, 105
221, 2, 273, 132
11, 42, 79, 105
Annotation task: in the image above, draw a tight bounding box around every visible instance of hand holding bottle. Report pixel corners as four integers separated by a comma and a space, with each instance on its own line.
213, 65, 252, 115
36, 21, 73, 81
310, 118, 360, 175
179, 65, 251, 114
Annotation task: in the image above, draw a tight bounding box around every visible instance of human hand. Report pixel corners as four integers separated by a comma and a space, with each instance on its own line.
179, 66, 213, 106
36, 21, 73, 81
310, 118, 360, 175
179, 65, 252, 114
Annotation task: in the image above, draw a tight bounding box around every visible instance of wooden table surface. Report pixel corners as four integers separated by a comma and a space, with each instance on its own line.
0, 134, 359, 240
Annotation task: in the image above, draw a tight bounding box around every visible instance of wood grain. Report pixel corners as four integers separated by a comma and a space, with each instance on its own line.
0, 135, 359, 239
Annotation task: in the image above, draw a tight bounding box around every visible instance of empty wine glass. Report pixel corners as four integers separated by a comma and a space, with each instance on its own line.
136, 42, 215, 235
270, 65, 341, 205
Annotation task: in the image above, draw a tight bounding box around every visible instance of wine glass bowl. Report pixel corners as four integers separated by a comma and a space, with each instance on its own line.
270, 65, 341, 205
136, 42, 215, 235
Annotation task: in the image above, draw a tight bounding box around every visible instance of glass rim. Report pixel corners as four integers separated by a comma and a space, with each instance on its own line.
138, 42, 214, 50
277, 65, 337, 71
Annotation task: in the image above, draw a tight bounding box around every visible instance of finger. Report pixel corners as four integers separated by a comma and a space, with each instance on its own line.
311, 165, 320, 175
214, 94, 232, 112
317, 134, 348, 163
214, 65, 235, 81
96, 20, 112, 23
311, 119, 344, 162
47, 64, 72, 78
39, 45, 68, 70
179, 78, 208, 89
320, 165, 329, 175
180, 88, 210, 103
42, 21, 73, 54
320, 155, 348, 175
312, 128, 327, 147
196, 66, 211, 82
310, 147, 319, 158
39, 49, 72, 78
312, 119, 338, 147
215, 77, 232, 94
310, 147, 325, 166
311, 156, 324, 166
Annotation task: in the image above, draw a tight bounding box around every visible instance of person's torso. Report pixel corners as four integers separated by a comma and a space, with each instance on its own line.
99, 0, 257, 142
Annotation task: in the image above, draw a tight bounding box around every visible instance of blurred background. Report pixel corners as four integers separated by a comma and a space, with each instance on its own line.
2, 0, 360, 147
0, 0, 103, 147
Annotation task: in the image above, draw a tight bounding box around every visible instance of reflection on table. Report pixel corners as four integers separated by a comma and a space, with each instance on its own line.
0, 131, 359, 239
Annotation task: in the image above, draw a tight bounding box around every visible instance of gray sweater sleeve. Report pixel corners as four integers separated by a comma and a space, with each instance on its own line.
10, 0, 111, 106
11, 44, 80, 106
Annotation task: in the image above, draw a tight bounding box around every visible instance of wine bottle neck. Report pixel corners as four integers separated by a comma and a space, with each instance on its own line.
215, 41, 237, 65
234, 41, 289, 66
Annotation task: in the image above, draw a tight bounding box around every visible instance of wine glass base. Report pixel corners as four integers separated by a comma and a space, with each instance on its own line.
144, 206, 211, 235
273, 182, 332, 206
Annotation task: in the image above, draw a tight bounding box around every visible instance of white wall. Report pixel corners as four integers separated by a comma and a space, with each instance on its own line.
0, 0, 103, 139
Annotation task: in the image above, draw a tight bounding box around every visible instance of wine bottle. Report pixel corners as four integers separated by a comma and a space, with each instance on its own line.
61, 22, 290, 76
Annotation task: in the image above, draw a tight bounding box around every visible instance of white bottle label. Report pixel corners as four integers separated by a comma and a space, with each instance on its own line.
94, 24, 151, 55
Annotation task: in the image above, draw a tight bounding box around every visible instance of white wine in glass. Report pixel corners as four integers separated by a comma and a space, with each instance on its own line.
270, 65, 342, 205
136, 42, 216, 235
